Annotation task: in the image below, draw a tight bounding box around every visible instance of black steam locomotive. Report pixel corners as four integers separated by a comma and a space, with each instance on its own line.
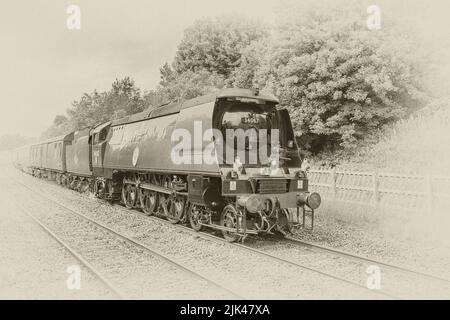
12, 88, 320, 241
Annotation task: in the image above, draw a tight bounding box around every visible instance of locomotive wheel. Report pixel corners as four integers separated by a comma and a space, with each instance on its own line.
159, 194, 173, 218
167, 195, 185, 224
79, 181, 90, 193
220, 205, 242, 242
274, 209, 293, 237
162, 175, 172, 188
69, 178, 77, 190
61, 175, 67, 188
188, 204, 203, 231
140, 189, 158, 215
122, 183, 137, 209
94, 180, 104, 198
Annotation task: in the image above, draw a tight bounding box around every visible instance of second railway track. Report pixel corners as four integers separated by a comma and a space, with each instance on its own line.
115, 205, 402, 299
14, 179, 244, 300
110, 204, 450, 300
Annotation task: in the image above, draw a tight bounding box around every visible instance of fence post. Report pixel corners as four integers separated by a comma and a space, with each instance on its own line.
372, 170, 379, 208
426, 175, 433, 215
331, 168, 337, 199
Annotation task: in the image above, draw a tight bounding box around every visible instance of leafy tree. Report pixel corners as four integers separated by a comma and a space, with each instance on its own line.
144, 62, 228, 109
42, 77, 146, 138
103, 77, 145, 117
231, 40, 267, 88
67, 90, 106, 129
40, 9, 431, 161
172, 15, 268, 78
41, 114, 74, 139
160, 70, 225, 102
241, 7, 428, 154
53, 115, 68, 126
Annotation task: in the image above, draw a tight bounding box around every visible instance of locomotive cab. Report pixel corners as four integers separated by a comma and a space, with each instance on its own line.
208, 94, 321, 240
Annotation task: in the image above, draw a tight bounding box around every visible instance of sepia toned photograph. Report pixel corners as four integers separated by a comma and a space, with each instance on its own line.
1, 0, 450, 307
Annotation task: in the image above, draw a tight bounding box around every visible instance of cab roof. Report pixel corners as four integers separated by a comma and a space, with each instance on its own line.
111, 88, 279, 126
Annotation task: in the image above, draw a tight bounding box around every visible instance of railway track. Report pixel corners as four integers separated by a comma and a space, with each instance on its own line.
14, 174, 450, 299
255, 236, 450, 299
282, 236, 450, 285
14, 179, 244, 300
17, 204, 126, 299
110, 205, 400, 299
112, 205, 450, 300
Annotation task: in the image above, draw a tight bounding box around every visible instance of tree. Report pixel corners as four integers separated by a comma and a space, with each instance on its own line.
40, 10, 431, 159
102, 77, 145, 119
156, 69, 225, 103
42, 77, 146, 138
244, 7, 428, 154
53, 115, 68, 126
172, 15, 268, 78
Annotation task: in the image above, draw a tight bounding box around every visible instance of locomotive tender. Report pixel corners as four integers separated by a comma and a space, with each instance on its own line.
12, 88, 320, 241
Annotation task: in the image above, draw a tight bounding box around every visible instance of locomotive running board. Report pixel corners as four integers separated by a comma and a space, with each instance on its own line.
123, 180, 174, 195
139, 182, 173, 195
198, 222, 258, 235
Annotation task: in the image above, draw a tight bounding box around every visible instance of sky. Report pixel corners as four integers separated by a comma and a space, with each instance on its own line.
0, 0, 449, 138
0, 0, 277, 138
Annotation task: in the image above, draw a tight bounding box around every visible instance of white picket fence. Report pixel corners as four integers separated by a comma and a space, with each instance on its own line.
307, 168, 450, 214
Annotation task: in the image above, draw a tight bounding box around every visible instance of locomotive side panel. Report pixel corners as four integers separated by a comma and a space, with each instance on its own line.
103, 114, 178, 173
46, 141, 64, 172
174, 101, 220, 175
66, 130, 92, 177
101, 101, 220, 176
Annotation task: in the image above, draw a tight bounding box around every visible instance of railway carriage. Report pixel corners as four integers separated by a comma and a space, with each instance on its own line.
12, 145, 31, 172
30, 143, 44, 170
28, 134, 71, 179
63, 128, 93, 191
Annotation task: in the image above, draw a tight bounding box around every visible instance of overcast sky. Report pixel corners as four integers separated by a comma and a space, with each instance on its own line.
0, 0, 449, 138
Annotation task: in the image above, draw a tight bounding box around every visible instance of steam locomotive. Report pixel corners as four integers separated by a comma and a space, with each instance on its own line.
12, 88, 320, 242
